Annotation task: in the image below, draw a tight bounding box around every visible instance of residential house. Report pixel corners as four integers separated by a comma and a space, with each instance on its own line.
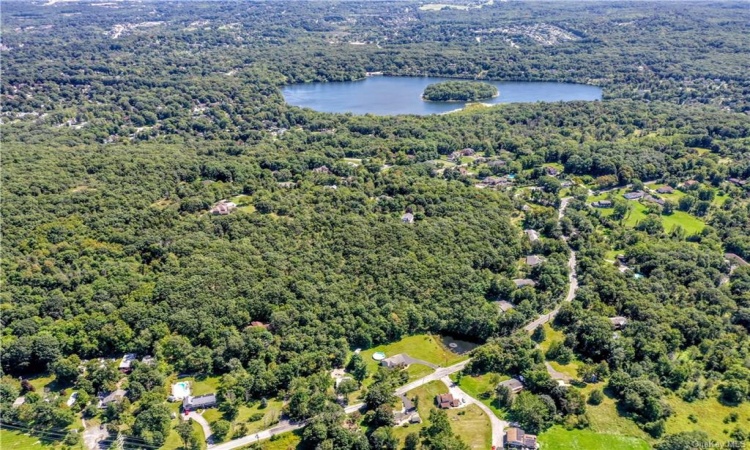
277, 181, 296, 188
141, 355, 156, 366
250, 321, 270, 329
623, 191, 645, 200
495, 300, 515, 312
99, 389, 127, 409
401, 213, 415, 224
525, 255, 545, 266
524, 229, 540, 242
436, 393, 460, 409
683, 180, 699, 188
560, 180, 574, 188
544, 166, 560, 176
487, 159, 506, 168
728, 178, 748, 187
483, 176, 508, 186
312, 165, 331, 174
656, 186, 674, 194
513, 279, 537, 288
381, 354, 409, 369
644, 195, 665, 205
499, 378, 524, 394
12, 397, 26, 408
610, 316, 628, 330
119, 353, 137, 373
183, 394, 218, 411
505, 427, 538, 449
460, 148, 476, 156
591, 200, 612, 208
210, 200, 237, 215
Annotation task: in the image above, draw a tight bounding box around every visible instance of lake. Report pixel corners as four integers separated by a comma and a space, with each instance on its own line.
282, 76, 602, 116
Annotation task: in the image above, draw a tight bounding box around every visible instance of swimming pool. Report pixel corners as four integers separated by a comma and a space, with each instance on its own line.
372, 352, 386, 361
171, 381, 191, 400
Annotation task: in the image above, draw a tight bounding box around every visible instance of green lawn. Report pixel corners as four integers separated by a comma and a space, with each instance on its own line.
578, 385, 650, 439
449, 404, 492, 449
393, 380, 490, 449
0, 430, 57, 450
538, 426, 650, 450
450, 372, 508, 419
587, 190, 705, 234
178, 376, 221, 396
230, 195, 256, 213
359, 334, 467, 375
665, 394, 750, 440
235, 400, 284, 435
255, 430, 303, 450
404, 363, 434, 382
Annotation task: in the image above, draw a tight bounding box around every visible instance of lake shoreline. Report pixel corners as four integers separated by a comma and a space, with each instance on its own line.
283, 76, 603, 116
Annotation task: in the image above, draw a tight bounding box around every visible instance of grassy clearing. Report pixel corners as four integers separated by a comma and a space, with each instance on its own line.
183, 376, 221, 396
405, 363, 434, 381
538, 426, 650, 450
27, 373, 56, 392
450, 372, 508, 419
235, 400, 284, 435
665, 394, 750, 440
0, 430, 57, 450
578, 385, 651, 439
539, 324, 581, 378
255, 430, 303, 450
449, 404, 492, 449
360, 334, 467, 375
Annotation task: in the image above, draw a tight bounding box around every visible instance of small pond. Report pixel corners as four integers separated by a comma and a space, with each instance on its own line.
441, 335, 481, 355
282, 76, 602, 116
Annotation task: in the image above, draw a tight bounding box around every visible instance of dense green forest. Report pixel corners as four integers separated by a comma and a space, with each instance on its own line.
1, 1, 749, 449
422, 81, 498, 102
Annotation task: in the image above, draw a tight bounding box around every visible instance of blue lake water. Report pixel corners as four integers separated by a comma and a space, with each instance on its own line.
282, 76, 602, 116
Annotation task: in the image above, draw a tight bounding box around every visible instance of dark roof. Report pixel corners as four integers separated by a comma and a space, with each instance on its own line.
183, 394, 217, 410
513, 278, 536, 288
500, 379, 524, 392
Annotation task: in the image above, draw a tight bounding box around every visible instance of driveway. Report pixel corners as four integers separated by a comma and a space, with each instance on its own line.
183, 411, 213, 445
440, 376, 507, 448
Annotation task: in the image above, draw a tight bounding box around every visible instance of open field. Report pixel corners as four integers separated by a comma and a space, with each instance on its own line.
0, 430, 57, 450
665, 394, 750, 440
255, 430, 303, 450
538, 426, 650, 450
360, 334, 467, 375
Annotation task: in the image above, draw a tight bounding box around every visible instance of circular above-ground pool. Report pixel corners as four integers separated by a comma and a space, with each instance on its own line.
372, 352, 386, 361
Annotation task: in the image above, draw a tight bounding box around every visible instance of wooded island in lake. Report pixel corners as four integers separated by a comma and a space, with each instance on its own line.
422, 81, 499, 102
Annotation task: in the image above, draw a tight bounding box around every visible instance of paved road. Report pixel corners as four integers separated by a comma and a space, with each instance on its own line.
441, 376, 508, 448
210, 359, 471, 450
210, 420, 300, 450
525, 197, 578, 333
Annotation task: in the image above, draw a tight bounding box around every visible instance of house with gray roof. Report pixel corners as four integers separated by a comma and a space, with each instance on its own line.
183, 394, 218, 411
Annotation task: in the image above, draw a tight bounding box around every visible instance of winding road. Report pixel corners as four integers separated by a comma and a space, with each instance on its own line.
524, 197, 578, 333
